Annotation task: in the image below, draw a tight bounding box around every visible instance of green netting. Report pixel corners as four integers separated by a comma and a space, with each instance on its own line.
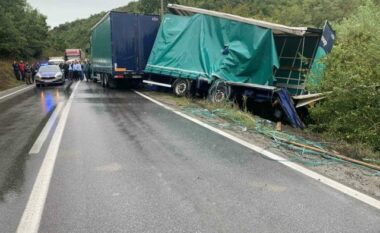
180, 105, 380, 175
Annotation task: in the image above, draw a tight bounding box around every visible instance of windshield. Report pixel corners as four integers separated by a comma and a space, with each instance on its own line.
39, 65, 60, 73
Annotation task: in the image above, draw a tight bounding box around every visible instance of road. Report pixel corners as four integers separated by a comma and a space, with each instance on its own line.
0, 81, 379, 233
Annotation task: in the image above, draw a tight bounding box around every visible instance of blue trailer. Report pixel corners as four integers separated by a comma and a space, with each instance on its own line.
90, 11, 160, 87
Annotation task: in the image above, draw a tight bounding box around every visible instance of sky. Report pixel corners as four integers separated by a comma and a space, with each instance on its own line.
27, 0, 134, 28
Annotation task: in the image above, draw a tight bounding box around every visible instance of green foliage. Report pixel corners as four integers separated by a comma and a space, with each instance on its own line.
138, 0, 178, 14
46, 13, 106, 56
0, 0, 48, 58
310, 1, 380, 151
46, 0, 367, 54
176, 0, 366, 27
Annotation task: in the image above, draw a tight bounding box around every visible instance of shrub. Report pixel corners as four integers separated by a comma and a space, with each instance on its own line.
310, 1, 380, 152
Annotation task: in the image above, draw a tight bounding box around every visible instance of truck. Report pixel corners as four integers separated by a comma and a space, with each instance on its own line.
144, 4, 335, 128
90, 11, 160, 88
64, 49, 83, 62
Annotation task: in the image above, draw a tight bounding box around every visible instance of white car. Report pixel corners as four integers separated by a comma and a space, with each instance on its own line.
35, 65, 64, 87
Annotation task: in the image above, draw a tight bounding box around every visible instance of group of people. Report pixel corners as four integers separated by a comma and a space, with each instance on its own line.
61, 60, 92, 82
12, 60, 92, 84
12, 60, 40, 85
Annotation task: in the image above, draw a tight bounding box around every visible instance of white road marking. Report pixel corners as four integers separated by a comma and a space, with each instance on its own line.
0, 85, 34, 101
134, 90, 380, 210
16, 81, 80, 233
29, 103, 64, 154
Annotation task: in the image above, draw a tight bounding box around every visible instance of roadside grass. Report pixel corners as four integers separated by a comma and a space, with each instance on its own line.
195, 99, 256, 130
144, 91, 256, 130
0, 59, 23, 91
327, 139, 380, 165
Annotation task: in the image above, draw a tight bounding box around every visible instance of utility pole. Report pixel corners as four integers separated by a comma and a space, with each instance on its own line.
160, 0, 164, 19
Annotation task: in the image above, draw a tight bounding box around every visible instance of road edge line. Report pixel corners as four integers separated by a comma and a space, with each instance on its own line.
134, 90, 380, 210
16, 81, 81, 233
0, 85, 34, 101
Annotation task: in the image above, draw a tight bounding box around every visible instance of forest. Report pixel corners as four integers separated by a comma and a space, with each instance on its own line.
0, 0, 48, 58
1, 0, 379, 156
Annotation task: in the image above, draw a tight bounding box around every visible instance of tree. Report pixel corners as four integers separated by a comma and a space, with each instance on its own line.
0, 0, 48, 58
310, 1, 380, 151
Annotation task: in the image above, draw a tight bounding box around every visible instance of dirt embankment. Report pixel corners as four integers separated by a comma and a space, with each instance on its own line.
0, 59, 23, 91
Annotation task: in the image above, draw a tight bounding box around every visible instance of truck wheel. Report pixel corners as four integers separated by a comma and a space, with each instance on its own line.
101, 74, 105, 87
208, 80, 231, 103
103, 74, 110, 88
173, 79, 191, 97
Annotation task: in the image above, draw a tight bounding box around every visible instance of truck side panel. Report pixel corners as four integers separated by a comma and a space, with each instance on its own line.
91, 16, 112, 74
137, 15, 161, 73
111, 12, 137, 74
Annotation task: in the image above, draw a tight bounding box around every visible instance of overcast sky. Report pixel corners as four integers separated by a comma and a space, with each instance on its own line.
27, 0, 134, 28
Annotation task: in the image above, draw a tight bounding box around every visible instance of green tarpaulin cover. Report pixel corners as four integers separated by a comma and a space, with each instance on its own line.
145, 14, 279, 86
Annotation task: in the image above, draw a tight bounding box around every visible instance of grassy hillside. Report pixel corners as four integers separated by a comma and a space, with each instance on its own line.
0, 60, 24, 91
44, 13, 106, 57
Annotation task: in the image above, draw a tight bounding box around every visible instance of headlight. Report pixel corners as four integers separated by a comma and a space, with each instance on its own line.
35, 73, 41, 79
55, 73, 63, 78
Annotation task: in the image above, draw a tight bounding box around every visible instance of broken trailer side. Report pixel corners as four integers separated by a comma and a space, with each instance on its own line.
144, 4, 335, 128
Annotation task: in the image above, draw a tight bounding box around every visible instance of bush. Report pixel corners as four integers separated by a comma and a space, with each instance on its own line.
310, 1, 380, 152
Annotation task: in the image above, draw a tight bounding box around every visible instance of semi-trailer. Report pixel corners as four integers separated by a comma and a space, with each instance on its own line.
90, 11, 160, 88
144, 4, 335, 128
64, 49, 83, 62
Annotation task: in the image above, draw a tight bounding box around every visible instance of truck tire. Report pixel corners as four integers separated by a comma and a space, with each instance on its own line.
101, 74, 105, 87
208, 80, 232, 103
101, 74, 110, 88
104, 74, 109, 88
173, 79, 191, 97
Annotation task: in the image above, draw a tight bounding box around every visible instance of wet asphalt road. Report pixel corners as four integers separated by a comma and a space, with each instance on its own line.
0, 81, 379, 232
0, 82, 72, 232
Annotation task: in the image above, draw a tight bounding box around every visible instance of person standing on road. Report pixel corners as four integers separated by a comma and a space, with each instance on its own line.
18, 60, 25, 81
72, 61, 78, 81
80, 61, 84, 81
68, 62, 73, 81
83, 61, 90, 81
12, 61, 20, 80
31, 62, 39, 83
63, 62, 69, 80
86, 61, 92, 82
73, 61, 82, 81
24, 62, 33, 85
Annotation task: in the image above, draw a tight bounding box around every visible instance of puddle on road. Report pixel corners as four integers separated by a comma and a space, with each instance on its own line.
37, 82, 74, 114
39, 89, 62, 113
